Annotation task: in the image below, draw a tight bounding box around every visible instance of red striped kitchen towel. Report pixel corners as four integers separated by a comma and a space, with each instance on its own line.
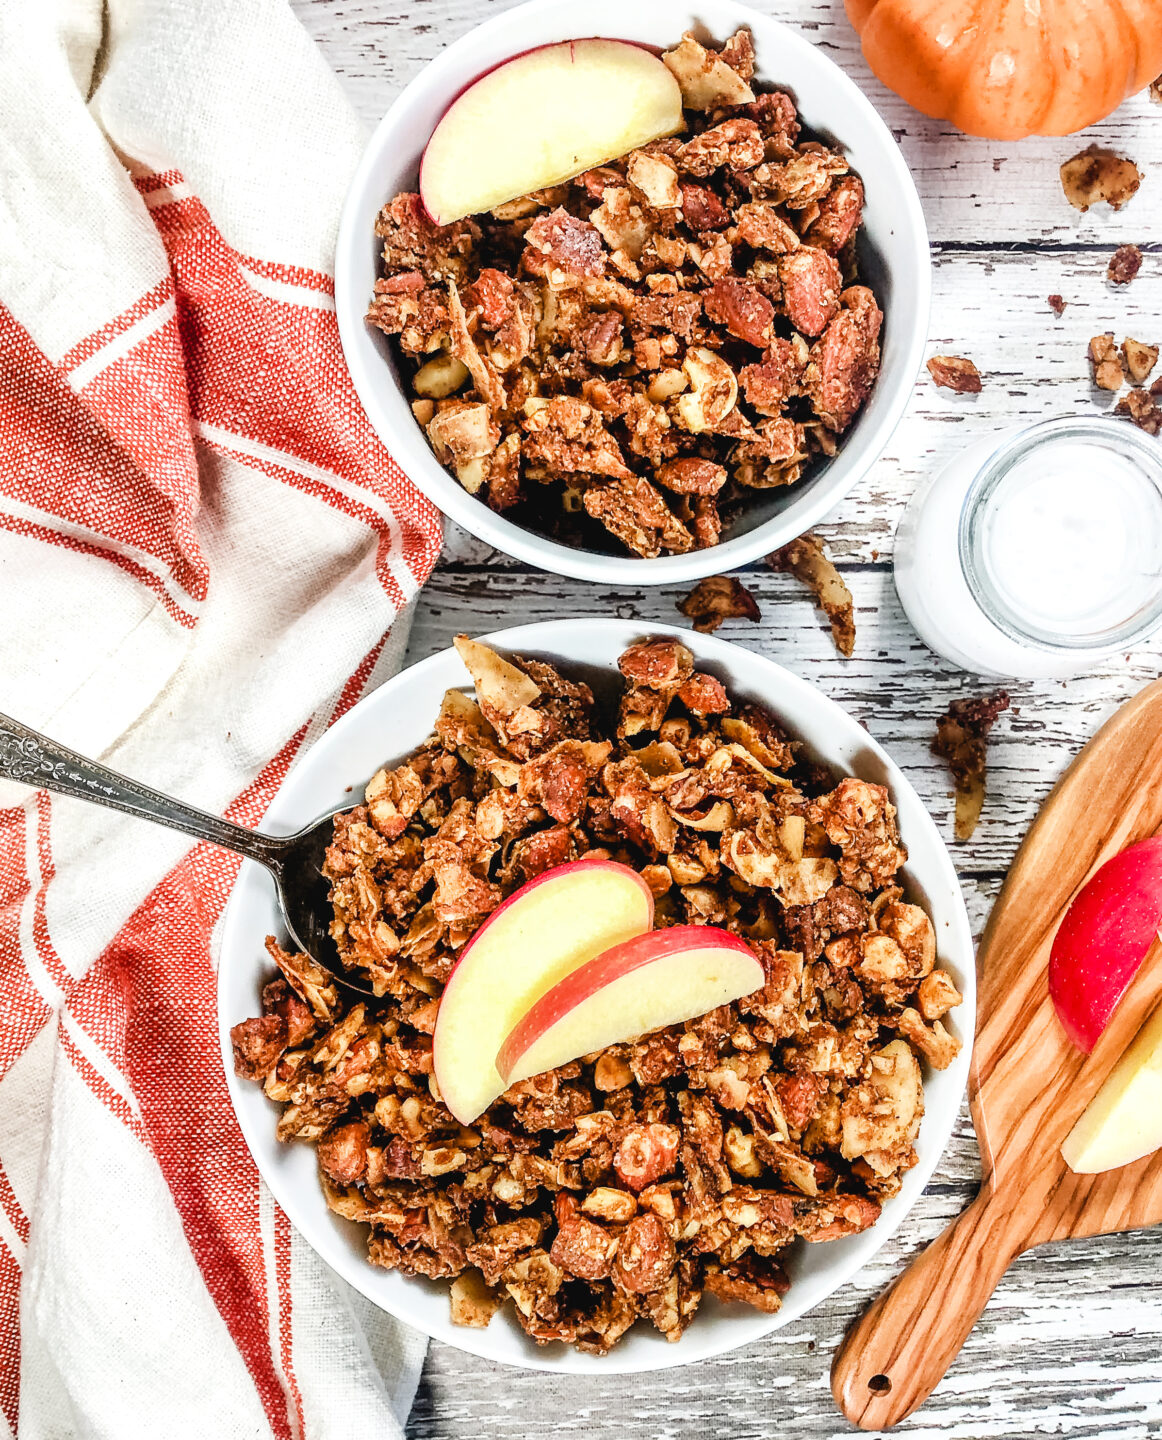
0, 0, 441, 1435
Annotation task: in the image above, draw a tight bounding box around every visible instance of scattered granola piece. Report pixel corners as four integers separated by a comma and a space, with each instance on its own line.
1122, 337, 1160, 385
931, 691, 1011, 841
1151, 75, 1162, 104
1048, 294, 1067, 317
1109, 244, 1143, 286
1115, 388, 1162, 436
1089, 333, 1125, 391
927, 355, 982, 394
678, 575, 762, 633
768, 533, 855, 657
1060, 145, 1142, 212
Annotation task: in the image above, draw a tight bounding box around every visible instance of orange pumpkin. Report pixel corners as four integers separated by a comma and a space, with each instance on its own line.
846, 0, 1162, 139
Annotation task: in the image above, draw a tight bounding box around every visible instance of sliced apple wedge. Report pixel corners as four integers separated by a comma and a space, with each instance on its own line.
1049, 836, 1162, 1053
419, 39, 684, 226
496, 925, 764, 1087
432, 859, 653, 1124
1062, 1000, 1162, 1174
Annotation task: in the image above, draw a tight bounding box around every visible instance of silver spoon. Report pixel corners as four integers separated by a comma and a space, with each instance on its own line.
0, 712, 375, 997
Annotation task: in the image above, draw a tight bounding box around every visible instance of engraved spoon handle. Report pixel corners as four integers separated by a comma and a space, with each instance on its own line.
0, 712, 287, 870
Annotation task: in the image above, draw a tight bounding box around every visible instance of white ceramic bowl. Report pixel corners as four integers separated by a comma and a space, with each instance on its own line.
218, 619, 974, 1373
335, 0, 931, 586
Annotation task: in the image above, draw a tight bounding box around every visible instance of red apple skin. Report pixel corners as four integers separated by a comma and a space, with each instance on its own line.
496, 925, 762, 1080
1048, 836, 1162, 1053
432, 858, 654, 1121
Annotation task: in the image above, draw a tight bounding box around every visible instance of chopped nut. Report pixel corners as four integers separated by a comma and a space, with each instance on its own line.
1122, 337, 1159, 385
927, 355, 982, 394
1048, 294, 1067, 317
594, 1053, 633, 1091
1115, 388, 1162, 436
678, 575, 761, 634
582, 1188, 638, 1224
1090, 334, 1125, 391
918, 969, 963, 1022
627, 151, 681, 208
674, 347, 738, 432
662, 32, 756, 110
449, 1272, 502, 1328
413, 353, 470, 399
1060, 145, 1142, 212
1109, 244, 1143, 286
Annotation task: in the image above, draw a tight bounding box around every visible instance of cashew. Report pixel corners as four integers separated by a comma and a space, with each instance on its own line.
674, 347, 738, 432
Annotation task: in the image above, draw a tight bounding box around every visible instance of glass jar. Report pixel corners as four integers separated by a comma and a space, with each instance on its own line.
894, 416, 1162, 678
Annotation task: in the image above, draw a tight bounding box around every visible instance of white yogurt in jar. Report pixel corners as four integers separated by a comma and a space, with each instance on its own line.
895, 418, 1162, 678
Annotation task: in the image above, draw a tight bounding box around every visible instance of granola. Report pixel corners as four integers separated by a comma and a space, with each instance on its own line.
678, 575, 762, 633
927, 355, 982, 394
768, 534, 856, 657
931, 691, 1011, 842
1108, 244, 1143, 286
1090, 334, 1125, 392
1122, 338, 1159, 386
1060, 146, 1142, 213
1116, 387, 1162, 437
366, 29, 884, 558
232, 637, 961, 1353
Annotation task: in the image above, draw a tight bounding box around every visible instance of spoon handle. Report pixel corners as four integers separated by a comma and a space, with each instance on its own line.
0, 712, 286, 870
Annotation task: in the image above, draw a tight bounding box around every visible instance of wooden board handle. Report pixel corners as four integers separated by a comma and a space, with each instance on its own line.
830, 1192, 1021, 1429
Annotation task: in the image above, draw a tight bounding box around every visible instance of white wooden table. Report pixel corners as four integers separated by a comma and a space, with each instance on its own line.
295, 1, 1162, 1430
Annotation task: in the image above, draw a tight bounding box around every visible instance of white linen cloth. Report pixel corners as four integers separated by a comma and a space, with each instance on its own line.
0, 0, 441, 1434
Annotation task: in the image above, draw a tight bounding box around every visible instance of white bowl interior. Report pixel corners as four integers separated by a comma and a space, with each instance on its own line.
218, 618, 974, 1374
335, 0, 931, 585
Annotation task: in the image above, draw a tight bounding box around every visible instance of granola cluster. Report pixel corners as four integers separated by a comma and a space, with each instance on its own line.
932, 690, 1011, 842
232, 636, 961, 1353
366, 29, 883, 558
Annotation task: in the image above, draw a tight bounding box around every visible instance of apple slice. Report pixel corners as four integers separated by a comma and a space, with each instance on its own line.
496, 925, 764, 1087
1048, 836, 1162, 1052
433, 859, 653, 1124
419, 40, 684, 226
1062, 1000, 1162, 1173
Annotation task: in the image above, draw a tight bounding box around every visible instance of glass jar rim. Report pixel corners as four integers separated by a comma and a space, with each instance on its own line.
958, 415, 1162, 654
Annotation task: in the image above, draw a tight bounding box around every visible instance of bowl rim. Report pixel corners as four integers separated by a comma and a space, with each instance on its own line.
217, 617, 975, 1373
334, 0, 932, 586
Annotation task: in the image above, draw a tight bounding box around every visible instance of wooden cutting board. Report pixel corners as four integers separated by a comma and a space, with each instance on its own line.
831, 678, 1162, 1430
